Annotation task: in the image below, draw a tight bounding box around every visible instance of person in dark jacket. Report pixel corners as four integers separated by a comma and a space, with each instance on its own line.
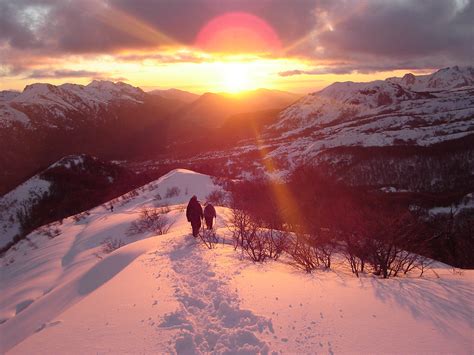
204, 203, 216, 230
186, 195, 203, 237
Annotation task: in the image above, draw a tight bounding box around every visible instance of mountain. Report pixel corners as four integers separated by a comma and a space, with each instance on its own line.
0, 81, 145, 128
0, 154, 148, 251
176, 88, 301, 129
253, 67, 474, 191
387, 66, 474, 92
0, 81, 180, 194
0, 81, 301, 194
1, 169, 472, 353
149, 88, 199, 103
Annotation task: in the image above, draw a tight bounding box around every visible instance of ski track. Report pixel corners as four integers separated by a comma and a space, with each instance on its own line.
158, 235, 274, 354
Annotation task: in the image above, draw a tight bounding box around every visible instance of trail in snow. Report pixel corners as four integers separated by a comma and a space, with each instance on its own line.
158, 235, 273, 354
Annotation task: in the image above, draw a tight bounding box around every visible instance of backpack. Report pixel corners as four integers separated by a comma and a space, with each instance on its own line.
204, 204, 216, 219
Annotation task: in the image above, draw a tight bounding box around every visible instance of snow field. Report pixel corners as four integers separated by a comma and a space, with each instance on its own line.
1, 169, 473, 354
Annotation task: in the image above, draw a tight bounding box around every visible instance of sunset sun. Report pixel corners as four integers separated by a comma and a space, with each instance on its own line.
219, 62, 253, 93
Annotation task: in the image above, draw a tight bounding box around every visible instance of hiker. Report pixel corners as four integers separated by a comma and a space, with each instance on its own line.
204, 203, 216, 230
186, 195, 203, 237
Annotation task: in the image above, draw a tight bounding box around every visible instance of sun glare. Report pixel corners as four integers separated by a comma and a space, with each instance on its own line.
218, 62, 253, 93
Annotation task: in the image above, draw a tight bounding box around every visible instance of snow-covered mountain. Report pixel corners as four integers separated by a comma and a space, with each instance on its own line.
0, 81, 181, 194
0, 169, 472, 354
0, 80, 145, 128
388, 66, 474, 92
265, 67, 474, 168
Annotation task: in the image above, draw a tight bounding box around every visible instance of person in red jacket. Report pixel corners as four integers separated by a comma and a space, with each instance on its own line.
204, 203, 217, 230
186, 195, 203, 237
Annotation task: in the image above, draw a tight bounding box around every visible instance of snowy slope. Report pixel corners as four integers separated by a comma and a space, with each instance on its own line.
388, 66, 474, 92
1, 169, 472, 354
0, 154, 127, 250
0, 174, 52, 249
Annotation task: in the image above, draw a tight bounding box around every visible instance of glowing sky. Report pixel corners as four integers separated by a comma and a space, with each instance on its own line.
1, 0, 472, 93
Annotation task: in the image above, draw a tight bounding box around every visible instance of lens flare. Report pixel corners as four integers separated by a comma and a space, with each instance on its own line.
195, 12, 282, 54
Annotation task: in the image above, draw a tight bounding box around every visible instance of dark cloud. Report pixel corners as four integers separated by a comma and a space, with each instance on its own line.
277, 60, 452, 77
26, 69, 101, 79
0, 0, 317, 54
295, 0, 474, 70
117, 52, 209, 64
110, 0, 317, 47
0, 0, 472, 75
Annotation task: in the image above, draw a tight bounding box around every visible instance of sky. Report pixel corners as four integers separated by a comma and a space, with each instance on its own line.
0, 0, 473, 94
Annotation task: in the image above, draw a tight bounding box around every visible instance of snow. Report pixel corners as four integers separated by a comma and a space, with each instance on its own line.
388, 66, 474, 92
0, 91, 20, 101
264, 67, 474, 171
0, 80, 145, 127
428, 193, 474, 216
1, 169, 472, 354
0, 175, 51, 249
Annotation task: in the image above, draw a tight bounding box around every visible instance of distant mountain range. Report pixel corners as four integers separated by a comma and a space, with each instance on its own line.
0, 83, 298, 193
196, 66, 473, 195
1, 65, 473, 199
175, 89, 301, 129
1, 66, 473, 254
148, 88, 200, 104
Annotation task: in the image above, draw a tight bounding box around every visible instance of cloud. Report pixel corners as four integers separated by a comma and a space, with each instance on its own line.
0, 0, 472, 76
26, 69, 101, 79
117, 51, 210, 64
277, 61, 452, 77
291, 0, 474, 70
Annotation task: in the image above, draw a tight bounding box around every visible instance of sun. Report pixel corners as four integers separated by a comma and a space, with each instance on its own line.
218, 63, 253, 93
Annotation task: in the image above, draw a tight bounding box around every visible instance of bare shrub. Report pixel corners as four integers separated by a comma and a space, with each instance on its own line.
288, 234, 320, 273
72, 211, 90, 223
229, 208, 254, 251
360, 208, 432, 279
287, 229, 336, 273
199, 229, 219, 249
228, 207, 289, 262
165, 186, 180, 199
38, 225, 62, 239
127, 207, 174, 236
206, 189, 226, 206
263, 229, 291, 261
341, 233, 369, 277
101, 238, 125, 253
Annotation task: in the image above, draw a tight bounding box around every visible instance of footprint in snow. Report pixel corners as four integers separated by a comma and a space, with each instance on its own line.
35, 320, 62, 332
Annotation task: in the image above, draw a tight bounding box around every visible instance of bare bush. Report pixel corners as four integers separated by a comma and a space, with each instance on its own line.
341, 233, 369, 277
127, 207, 174, 236
206, 189, 226, 206
101, 238, 125, 253
38, 225, 62, 239
359, 209, 433, 279
288, 234, 320, 273
229, 208, 254, 251
287, 230, 336, 273
165, 186, 180, 199
72, 211, 90, 223
229, 207, 290, 262
199, 228, 219, 249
